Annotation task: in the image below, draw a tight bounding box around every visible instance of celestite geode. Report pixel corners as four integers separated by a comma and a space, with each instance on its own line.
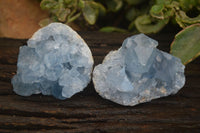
12, 23, 94, 99
93, 34, 185, 106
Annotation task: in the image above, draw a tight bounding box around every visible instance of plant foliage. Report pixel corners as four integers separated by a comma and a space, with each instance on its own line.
40, 0, 200, 32
170, 24, 200, 65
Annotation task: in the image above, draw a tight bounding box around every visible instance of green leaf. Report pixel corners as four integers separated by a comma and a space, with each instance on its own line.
82, 1, 98, 25
78, 0, 84, 8
94, 2, 106, 16
40, 0, 57, 10
170, 24, 200, 65
105, 0, 123, 12
100, 26, 127, 33
57, 8, 71, 22
67, 12, 81, 23
39, 18, 53, 27
165, 1, 179, 10
175, 12, 188, 28
175, 10, 200, 28
179, 0, 197, 11
89, 2, 106, 16
135, 15, 169, 34
163, 8, 174, 18
150, 4, 165, 19
151, 4, 164, 14
155, 0, 165, 5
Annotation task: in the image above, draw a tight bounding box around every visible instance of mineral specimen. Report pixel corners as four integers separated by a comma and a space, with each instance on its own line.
12, 23, 94, 99
93, 34, 185, 106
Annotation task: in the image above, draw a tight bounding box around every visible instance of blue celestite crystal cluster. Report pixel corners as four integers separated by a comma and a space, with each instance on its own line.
93, 34, 185, 106
12, 23, 94, 99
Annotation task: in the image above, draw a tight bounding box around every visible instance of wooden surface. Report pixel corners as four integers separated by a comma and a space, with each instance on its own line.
0, 32, 200, 133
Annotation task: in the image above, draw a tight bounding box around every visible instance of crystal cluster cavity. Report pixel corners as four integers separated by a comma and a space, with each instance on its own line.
93, 34, 185, 106
12, 23, 94, 99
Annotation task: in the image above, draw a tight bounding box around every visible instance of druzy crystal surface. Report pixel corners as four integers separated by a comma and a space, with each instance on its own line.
93, 34, 185, 106
12, 23, 94, 99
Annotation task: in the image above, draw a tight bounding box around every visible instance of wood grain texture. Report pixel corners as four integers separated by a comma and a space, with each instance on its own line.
0, 31, 200, 133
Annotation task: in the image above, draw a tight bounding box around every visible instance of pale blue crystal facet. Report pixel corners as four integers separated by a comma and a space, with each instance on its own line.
12, 23, 94, 99
93, 34, 185, 106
